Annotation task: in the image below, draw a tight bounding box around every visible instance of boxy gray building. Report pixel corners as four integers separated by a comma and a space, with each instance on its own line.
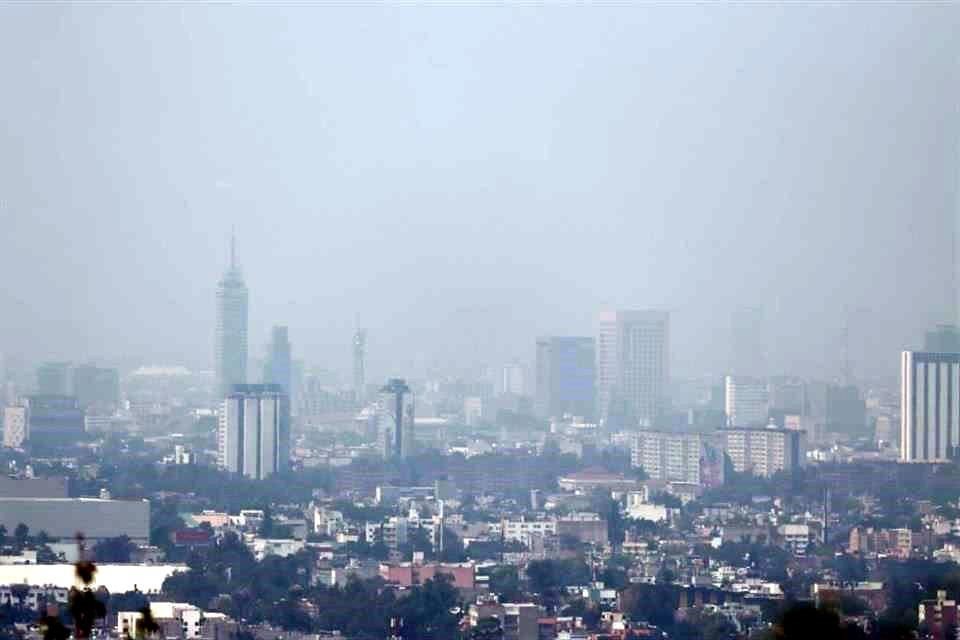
0, 498, 150, 543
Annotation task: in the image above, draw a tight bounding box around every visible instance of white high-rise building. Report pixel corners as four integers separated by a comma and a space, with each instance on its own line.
900, 351, 960, 462
725, 375, 769, 427
215, 234, 249, 396
502, 363, 526, 396
597, 310, 669, 429
219, 384, 289, 479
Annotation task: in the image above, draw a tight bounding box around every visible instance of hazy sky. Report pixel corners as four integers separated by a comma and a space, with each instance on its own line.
1, 3, 958, 383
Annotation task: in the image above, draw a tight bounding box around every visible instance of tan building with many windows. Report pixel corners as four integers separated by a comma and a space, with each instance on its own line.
721, 426, 804, 477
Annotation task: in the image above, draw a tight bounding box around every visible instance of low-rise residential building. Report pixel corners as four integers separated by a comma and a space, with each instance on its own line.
118, 602, 237, 640
848, 526, 913, 558
557, 470, 638, 493
248, 538, 305, 561
720, 426, 804, 478
496, 518, 558, 543
778, 524, 811, 555
919, 590, 958, 640
380, 561, 476, 590
313, 507, 345, 537
468, 599, 541, 640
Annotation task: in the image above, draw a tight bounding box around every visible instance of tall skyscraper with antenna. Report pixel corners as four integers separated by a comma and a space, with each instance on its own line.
216, 233, 249, 396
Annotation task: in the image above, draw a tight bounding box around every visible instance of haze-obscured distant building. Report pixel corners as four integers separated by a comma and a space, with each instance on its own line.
502, 363, 526, 396
72, 365, 119, 410
36, 362, 71, 396
768, 377, 805, 415
724, 376, 768, 427
535, 336, 595, 420
263, 326, 292, 396
730, 306, 767, 378
463, 396, 484, 426
353, 329, 367, 404
925, 325, 960, 354
215, 235, 249, 396
379, 379, 414, 459
219, 384, 289, 479
597, 310, 669, 429
875, 414, 896, 446
22, 395, 84, 446
900, 351, 960, 462
825, 384, 867, 437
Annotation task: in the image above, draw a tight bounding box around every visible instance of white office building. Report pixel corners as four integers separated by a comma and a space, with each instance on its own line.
900, 351, 960, 462
219, 384, 289, 480
725, 376, 769, 427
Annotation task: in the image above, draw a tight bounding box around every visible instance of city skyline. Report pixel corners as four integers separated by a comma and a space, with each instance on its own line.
3, 5, 960, 637
0, 5, 957, 382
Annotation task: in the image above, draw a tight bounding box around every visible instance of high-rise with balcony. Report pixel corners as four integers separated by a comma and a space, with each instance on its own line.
215, 234, 249, 396
596, 310, 669, 429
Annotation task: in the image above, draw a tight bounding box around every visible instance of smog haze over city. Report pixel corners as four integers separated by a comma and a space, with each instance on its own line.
4, 4, 960, 640
2, 4, 959, 381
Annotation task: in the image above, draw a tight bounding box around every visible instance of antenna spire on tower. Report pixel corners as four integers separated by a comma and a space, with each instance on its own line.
230, 227, 237, 270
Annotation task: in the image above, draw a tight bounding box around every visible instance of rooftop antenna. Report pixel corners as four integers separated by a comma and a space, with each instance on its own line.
230, 226, 237, 270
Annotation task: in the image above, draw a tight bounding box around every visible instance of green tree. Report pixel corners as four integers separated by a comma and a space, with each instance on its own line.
755, 602, 867, 640
470, 616, 504, 640
675, 609, 737, 640
402, 527, 434, 561
10, 584, 30, 608
93, 536, 134, 563
526, 558, 591, 598
259, 506, 275, 538
394, 574, 461, 639
438, 528, 468, 563
13, 523, 29, 548
487, 566, 523, 603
